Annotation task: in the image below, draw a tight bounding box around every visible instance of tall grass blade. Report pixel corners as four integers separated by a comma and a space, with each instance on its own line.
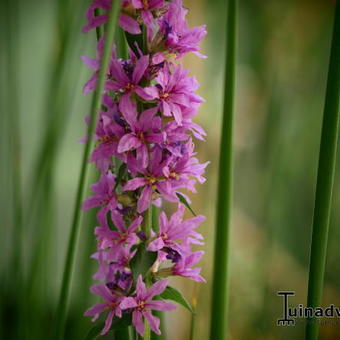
53, 1, 121, 338
3, 0, 23, 285
305, 2, 340, 339
2, 1, 24, 338
209, 0, 237, 339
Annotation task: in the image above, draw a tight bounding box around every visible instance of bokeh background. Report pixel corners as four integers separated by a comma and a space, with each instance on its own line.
1, 0, 339, 339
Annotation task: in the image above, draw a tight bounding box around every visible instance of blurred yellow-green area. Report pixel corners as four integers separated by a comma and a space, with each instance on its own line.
1, 0, 339, 339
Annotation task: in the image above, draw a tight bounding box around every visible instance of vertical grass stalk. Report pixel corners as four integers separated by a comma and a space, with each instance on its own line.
209, 0, 237, 339
4, 0, 23, 285
3, 1, 24, 338
53, 1, 120, 339
305, 2, 340, 339
189, 295, 197, 340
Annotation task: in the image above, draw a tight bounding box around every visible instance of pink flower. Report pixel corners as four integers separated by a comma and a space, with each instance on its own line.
123, 148, 178, 213
82, 0, 141, 35
106, 55, 156, 102
95, 211, 142, 252
131, 0, 165, 39
84, 284, 123, 335
118, 98, 164, 168
158, 0, 207, 58
120, 275, 176, 335
92, 245, 136, 282
83, 172, 117, 220
147, 204, 205, 254
144, 64, 203, 125
90, 108, 126, 171
172, 250, 205, 282
162, 139, 209, 193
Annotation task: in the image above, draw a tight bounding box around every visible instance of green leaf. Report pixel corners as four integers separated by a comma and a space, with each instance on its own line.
130, 244, 157, 282
159, 286, 194, 313
84, 314, 132, 340
84, 322, 105, 340
114, 162, 127, 189
176, 193, 196, 216
124, 30, 143, 57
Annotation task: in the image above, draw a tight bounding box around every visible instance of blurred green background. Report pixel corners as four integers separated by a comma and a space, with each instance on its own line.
0, 0, 339, 339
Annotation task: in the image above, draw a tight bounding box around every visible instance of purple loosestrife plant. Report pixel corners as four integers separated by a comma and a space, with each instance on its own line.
82, 0, 207, 336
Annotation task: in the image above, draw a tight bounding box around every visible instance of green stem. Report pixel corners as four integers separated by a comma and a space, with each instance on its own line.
305, 2, 340, 340
143, 208, 153, 239
143, 321, 151, 340
142, 205, 153, 340
53, 1, 120, 339
116, 26, 128, 59
3, 1, 24, 339
151, 205, 160, 232
189, 302, 196, 340
4, 0, 23, 285
94, 8, 104, 40
151, 311, 166, 340
209, 1, 237, 340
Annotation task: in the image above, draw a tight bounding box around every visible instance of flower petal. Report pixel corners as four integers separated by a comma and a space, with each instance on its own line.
132, 55, 149, 84
146, 279, 168, 300
137, 185, 152, 213
119, 14, 141, 34
119, 93, 138, 127
84, 303, 106, 319
136, 274, 147, 298
147, 237, 165, 252
144, 311, 161, 335
118, 133, 142, 153
120, 297, 138, 309
146, 300, 177, 311
123, 177, 147, 191
100, 310, 115, 335
90, 284, 113, 301
132, 310, 144, 336
81, 56, 99, 70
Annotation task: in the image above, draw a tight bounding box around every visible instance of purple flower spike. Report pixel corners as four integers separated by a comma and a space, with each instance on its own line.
82, 0, 208, 336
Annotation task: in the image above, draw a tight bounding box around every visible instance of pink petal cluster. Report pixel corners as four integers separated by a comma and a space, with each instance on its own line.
81, 0, 207, 336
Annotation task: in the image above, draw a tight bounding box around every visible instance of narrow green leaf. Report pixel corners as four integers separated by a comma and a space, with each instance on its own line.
116, 26, 128, 59
84, 322, 105, 340
125, 30, 143, 57
115, 162, 127, 189
176, 193, 196, 216
130, 244, 157, 282
305, 3, 340, 340
159, 286, 194, 313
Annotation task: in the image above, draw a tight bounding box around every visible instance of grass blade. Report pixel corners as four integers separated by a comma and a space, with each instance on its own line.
209, 0, 237, 339
53, 1, 121, 338
305, 2, 340, 339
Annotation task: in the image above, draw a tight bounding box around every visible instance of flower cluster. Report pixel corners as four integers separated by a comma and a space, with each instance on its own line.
82, 0, 207, 336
